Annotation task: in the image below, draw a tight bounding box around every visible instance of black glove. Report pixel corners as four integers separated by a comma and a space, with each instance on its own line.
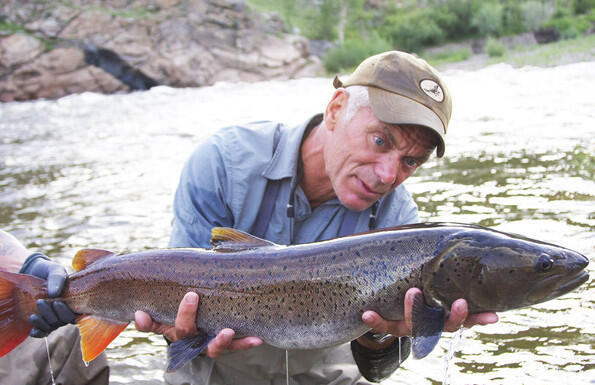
19, 252, 78, 338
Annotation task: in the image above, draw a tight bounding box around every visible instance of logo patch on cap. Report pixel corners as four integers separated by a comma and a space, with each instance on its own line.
420, 79, 444, 102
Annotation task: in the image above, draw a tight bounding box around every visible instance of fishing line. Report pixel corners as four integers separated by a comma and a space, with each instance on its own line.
442, 327, 465, 385
285, 349, 289, 385
44, 337, 56, 385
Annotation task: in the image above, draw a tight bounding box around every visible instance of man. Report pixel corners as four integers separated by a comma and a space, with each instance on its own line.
135, 51, 498, 384
24, 51, 497, 384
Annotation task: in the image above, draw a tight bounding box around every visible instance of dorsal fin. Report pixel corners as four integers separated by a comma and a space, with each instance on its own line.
72, 249, 117, 271
210, 227, 276, 252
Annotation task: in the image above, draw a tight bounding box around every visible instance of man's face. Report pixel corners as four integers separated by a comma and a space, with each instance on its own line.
324, 104, 436, 211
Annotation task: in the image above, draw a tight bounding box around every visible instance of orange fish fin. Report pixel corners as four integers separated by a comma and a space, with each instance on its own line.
72, 249, 117, 271
76, 314, 129, 363
0, 272, 42, 357
210, 227, 277, 252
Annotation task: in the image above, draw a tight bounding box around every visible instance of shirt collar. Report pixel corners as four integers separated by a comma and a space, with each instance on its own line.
261, 114, 323, 180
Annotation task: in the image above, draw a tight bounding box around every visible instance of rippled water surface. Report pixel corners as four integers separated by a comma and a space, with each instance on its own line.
1, 62, 593, 384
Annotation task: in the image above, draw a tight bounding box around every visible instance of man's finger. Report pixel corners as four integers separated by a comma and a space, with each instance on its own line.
404, 287, 422, 333
445, 299, 468, 332
227, 336, 263, 352
47, 266, 67, 297
134, 311, 154, 332
30, 327, 50, 338
29, 314, 51, 333
362, 310, 410, 337
206, 328, 235, 358
362, 311, 384, 331
463, 312, 499, 328
174, 292, 199, 340
53, 301, 77, 324
37, 299, 59, 326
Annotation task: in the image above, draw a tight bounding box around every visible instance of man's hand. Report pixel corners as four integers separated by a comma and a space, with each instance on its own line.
134, 292, 263, 358
19, 253, 78, 337
358, 287, 498, 349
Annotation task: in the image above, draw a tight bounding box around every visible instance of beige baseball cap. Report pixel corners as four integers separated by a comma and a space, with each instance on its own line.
333, 51, 452, 157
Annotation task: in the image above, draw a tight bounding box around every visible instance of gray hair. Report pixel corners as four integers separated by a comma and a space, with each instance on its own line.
343, 85, 370, 122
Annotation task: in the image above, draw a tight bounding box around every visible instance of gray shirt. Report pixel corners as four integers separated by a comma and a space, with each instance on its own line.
169, 114, 418, 249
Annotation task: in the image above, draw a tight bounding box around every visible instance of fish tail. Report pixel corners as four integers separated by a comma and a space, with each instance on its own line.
0, 271, 45, 357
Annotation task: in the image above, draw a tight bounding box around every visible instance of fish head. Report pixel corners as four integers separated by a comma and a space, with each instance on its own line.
422, 227, 589, 313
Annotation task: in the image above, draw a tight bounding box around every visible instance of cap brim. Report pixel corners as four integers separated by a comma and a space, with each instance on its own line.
368, 87, 445, 157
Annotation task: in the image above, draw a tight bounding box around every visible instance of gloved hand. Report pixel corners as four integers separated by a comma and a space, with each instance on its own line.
19, 252, 78, 337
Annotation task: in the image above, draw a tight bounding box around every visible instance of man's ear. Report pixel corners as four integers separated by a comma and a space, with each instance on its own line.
324, 89, 348, 132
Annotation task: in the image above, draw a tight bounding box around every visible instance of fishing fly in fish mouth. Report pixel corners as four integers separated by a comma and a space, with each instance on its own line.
0, 50, 590, 385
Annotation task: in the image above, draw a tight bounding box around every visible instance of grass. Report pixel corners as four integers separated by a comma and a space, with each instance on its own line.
0, 20, 25, 34
0, 20, 55, 51
429, 34, 595, 70
496, 33, 595, 67
424, 47, 473, 67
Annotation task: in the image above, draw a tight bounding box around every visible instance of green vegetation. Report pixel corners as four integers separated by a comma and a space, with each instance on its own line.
486, 37, 506, 57
323, 33, 392, 73
491, 33, 595, 66
424, 48, 473, 66
0, 20, 25, 34
0, 19, 55, 51
247, 0, 595, 73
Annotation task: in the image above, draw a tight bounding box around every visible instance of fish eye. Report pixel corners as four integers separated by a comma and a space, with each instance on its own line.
536, 254, 554, 272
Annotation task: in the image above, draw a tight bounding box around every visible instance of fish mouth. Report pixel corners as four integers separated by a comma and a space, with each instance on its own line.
529, 270, 590, 303
556, 270, 589, 295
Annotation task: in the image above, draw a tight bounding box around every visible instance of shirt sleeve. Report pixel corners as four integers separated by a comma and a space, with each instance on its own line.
168, 137, 235, 248
350, 337, 411, 383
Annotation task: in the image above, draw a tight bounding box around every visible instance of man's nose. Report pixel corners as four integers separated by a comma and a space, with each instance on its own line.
375, 155, 399, 186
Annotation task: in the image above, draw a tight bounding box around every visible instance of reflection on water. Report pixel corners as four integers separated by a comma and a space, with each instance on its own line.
0, 62, 593, 384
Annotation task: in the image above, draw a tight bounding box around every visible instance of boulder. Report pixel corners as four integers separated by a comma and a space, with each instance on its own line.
0, 0, 320, 101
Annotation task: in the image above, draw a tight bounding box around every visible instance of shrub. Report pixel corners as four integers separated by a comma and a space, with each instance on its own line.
544, 13, 592, 39
573, 0, 595, 14
502, 0, 526, 34
323, 34, 393, 73
433, 0, 483, 38
486, 37, 506, 57
381, 10, 444, 52
521, 1, 556, 31
471, 2, 504, 37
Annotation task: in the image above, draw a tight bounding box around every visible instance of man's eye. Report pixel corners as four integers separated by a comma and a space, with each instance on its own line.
374, 137, 385, 147
405, 158, 417, 167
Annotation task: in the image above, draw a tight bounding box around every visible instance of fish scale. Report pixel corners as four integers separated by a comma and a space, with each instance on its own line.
0, 223, 588, 372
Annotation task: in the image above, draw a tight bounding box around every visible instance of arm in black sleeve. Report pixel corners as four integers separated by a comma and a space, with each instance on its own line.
350, 336, 411, 383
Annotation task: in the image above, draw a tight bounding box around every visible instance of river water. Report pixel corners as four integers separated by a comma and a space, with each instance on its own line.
0, 61, 593, 384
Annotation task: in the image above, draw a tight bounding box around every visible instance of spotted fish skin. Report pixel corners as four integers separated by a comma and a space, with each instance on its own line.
0, 223, 588, 370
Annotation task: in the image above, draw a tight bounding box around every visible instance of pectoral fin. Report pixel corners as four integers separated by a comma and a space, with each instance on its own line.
76, 315, 129, 363
167, 331, 214, 372
411, 291, 445, 359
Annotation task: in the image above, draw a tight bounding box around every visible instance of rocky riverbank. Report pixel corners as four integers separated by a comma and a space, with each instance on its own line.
0, 0, 321, 102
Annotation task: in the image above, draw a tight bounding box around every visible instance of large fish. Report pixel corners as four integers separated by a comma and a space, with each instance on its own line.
0, 223, 589, 371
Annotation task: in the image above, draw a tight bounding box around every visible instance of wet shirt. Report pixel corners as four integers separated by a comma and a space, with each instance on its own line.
167, 114, 419, 385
